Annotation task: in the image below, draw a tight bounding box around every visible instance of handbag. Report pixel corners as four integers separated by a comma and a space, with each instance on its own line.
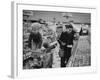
58, 49, 64, 57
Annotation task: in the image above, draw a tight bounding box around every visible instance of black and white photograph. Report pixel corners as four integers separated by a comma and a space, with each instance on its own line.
23, 10, 91, 69
11, 2, 97, 78
0, 0, 99, 79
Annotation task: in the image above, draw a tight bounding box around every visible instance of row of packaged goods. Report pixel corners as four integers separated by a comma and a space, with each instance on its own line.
68, 36, 91, 67
72, 49, 91, 67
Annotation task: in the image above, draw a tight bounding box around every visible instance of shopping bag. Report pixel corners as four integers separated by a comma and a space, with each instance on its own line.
58, 49, 64, 57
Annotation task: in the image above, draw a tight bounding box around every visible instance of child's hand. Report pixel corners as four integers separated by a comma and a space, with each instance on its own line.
61, 42, 66, 45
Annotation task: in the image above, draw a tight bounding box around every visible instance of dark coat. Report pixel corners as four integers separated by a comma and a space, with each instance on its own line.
58, 30, 75, 48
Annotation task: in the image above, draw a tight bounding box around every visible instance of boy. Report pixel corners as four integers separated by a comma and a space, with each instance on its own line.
58, 24, 76, 67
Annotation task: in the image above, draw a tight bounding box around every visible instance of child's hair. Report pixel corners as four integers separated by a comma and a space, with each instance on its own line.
65, 24, 73, 29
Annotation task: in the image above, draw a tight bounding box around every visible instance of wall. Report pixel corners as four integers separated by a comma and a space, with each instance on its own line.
24, 10, 91, 23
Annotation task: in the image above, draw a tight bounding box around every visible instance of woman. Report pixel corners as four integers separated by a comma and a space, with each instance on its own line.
27, 23, 43, 68
28, 23, 42, 50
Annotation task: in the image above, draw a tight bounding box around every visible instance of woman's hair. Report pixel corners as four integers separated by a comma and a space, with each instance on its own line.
28, 31, 42, 49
